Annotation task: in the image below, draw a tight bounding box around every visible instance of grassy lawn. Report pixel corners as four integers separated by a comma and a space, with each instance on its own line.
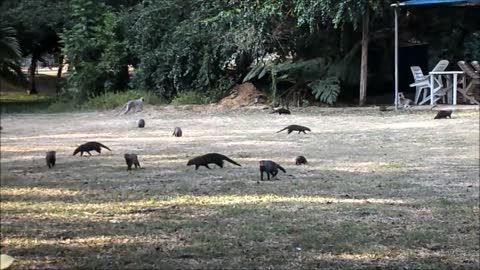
1, 107, 479, 269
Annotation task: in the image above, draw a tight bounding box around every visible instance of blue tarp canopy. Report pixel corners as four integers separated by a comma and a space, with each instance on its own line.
397, 0, 480, 6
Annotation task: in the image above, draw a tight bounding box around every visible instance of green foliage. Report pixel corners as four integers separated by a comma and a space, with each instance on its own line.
0, 25, 27, 86
61, 0, 129, 98
308, 76, 341, 105
171, 91, 209, 105
464, 32, 480, 60
82, 90, 164, 110
126, 0, 235, 100
48, 90, 163, 112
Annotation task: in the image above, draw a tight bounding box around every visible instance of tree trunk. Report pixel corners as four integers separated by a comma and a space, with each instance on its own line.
28, 54, 39, 95
56, 55, 65, 96
359, 9, 370, 106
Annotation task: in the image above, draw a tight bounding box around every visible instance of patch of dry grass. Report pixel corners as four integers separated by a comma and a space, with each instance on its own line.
1, 106, 479, 269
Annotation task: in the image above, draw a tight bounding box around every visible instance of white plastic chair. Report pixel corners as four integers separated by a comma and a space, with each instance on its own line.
410, 60, 449, 105
409, 66, 429, 104
471, 61, 480, 72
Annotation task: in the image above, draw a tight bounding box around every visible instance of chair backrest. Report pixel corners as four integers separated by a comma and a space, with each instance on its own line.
431, 60, 449, 72
471, 61, 480, 72
410, 66, 426, 81
458, 61, 480, 79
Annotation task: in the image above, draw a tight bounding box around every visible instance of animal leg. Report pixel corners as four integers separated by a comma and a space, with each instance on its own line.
267, 172, 271, 180
204, 164, 212, 170
87, 151, 92, 156
195, 165, 199, 170
261, 171, 264, 181
215, 162, 223, 168
302, 130, 307, 134
288, 130, 293, 134
298, 131, 301, 134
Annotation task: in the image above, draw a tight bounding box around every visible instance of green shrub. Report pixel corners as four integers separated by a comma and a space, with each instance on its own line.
171, 91, 209, 105
82, 90, 164, 110
48, 90, 164, 112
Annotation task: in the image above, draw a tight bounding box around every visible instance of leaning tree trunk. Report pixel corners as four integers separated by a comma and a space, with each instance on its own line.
28, 54, 39, 95
359, 9, 370, 106
55, 55, 64, 96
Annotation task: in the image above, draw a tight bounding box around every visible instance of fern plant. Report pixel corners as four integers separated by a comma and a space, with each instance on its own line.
308, 77, 340, 105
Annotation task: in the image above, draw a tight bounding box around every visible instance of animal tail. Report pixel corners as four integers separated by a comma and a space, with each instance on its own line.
97, 143, 112, 151
276, 127, 288, 133
73, 146, 80, 156
222, 155, 241, 167
277, 165, 286, 173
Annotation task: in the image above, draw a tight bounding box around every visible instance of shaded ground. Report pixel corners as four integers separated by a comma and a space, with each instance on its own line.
1, 106, 479, 269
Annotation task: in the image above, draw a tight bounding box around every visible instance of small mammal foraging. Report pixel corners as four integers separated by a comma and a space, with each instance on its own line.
73, 142, 111, 156
46, 151, 56, 168
187, 153, 241, 170
259, 160, 286, 180
277, 125, 311, 134
124, 153, 141, 170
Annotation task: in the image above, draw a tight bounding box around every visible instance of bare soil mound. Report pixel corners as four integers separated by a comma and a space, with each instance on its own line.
218, 83, 267, 108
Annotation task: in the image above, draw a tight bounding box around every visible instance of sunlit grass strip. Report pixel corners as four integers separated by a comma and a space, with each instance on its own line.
0, 187, 80, 197
1, 194, 407, 214
1, 235, 161, 248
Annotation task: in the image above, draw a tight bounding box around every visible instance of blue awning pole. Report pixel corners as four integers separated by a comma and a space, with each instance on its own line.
394, 6, 399, 110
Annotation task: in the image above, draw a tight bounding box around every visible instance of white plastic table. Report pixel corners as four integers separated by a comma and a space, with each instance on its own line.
429, 71, 464, 105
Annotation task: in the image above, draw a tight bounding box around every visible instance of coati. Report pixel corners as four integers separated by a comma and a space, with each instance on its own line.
434, 110, 453, 119
295, 155, 307, 165
187, 153, 241, 170
124, 153, 141, 170
398, 92, 413, 109
277, 124, 311, 134
270, 108, 291, 115
73, 142, 111, 156
172, 127, 183, 137
46, 151, 56, 169
138, 119, 145, 128
120, 97, 144, 115
259, 160, 286, 180
254, 95, 268, 104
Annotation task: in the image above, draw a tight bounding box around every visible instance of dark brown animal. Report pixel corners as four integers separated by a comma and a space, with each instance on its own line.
277, 124, 311, 134
259, 160, 286, 180
434, 110, 453, 119
271, 108, 291, 115
173, 127, 182, 137
124, 153, 141, 170
187, 153, 241, 170
46, 151, 56, 169
73, 142, 111, 156
138, 119, 145, 128
295, 156, 307, 165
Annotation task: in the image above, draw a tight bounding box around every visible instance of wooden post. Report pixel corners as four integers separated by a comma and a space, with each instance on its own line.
359, 8, 370, 106
56, 55, 65, 96
27, 54, 38, 95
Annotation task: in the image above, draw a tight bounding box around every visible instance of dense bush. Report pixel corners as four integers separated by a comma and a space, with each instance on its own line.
48, 90, 163, 112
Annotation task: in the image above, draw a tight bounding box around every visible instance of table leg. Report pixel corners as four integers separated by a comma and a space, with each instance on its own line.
430, 75, 434, 105
453, 74, 457, 105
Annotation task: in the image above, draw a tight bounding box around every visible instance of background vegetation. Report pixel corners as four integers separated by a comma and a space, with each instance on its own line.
0, 0, 479, 110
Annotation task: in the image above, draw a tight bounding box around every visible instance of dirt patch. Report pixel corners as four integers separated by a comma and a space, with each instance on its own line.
218, 82, 267, 108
